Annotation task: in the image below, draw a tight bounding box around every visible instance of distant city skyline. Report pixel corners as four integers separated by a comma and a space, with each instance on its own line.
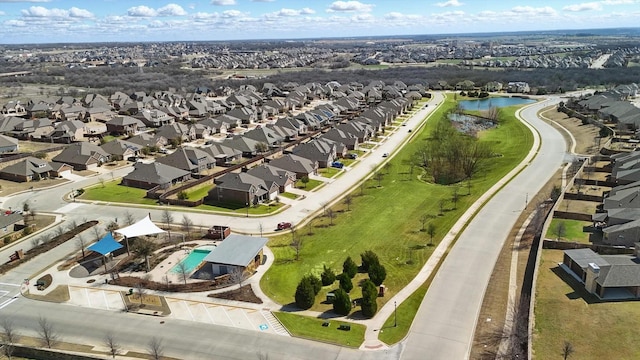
1, 0, 639, 44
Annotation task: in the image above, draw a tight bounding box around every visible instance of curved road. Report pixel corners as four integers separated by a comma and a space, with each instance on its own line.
0, 94, 565, 360
399, 98, 566, 359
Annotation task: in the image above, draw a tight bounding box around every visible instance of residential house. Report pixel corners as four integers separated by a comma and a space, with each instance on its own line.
106, 116, 146, 136
227, 107, 260, 125
292, 138, 337, 168
247, 164, 296, 193
200, 144, 242, 166
100, 139, 141, 160
209, 171, 279, 205
0, 156, 53, 182
48, 162, 73, 177
155, 147, 216, 175
10, 118, 54, 140
136, 109, 173, 127
155, 123, 195, 144
52, 142, 110, 170
507, 82, 530, 93
127, 133, 168, 150
267, 154, 318, 178
122, 162, 191, 190
198, 118, 229, 134
45, 120, 86, 143
562, 247, 640, 299
0, 213, 25, 236
1, 101, 26, 117
322, 128, 359, 151
222, 136, 262, 158
243, 126, 284, 148
0, 135, 19, 154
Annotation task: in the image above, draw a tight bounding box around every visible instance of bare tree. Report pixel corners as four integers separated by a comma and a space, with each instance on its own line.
229, 267, 245, 288
181, 215, 193, 241
306, 218, 314, 236
420, 214, 429, 232
133, 238, 154, 272
562, 341, 575, 360
135, 281, 147, 305
320, 202, 327, 216
1, 318, 18, 360
76, 234, 86, 258
451, 185, 460, 210
438, 199, 447, 215
161, 209, 173, 243
427, 223, 437, 246
290, 237, 302, 261
326, 208, 336, 226
359, 181, 366, 196
258, 222, 264, 237
176, 261, 189, 285
123, 210, 136, 226
147, 337, 164, 360
104, 333, 120, 359
92, 225, 102, 242
374, 171, 384, 187
343, 194, 353, 211
36, 317, 59, 349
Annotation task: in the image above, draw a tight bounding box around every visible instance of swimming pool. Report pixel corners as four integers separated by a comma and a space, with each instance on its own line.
170, 249, 211, 274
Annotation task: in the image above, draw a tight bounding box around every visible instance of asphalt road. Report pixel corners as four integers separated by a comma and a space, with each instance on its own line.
399, 98, 566, 360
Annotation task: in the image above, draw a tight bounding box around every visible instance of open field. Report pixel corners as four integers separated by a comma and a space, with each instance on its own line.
533, 249, 640, 360
79, 181, 158, 206
540, 108, 604, 155
261, 97, 534, 317
274, 312, 366, 348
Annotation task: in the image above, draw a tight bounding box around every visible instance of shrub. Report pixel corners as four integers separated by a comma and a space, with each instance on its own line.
321, 265, 336, 286
294, 277, 315, 309
332, 288, 352, 316
177, 191, 188, 200
368, 263, 387, 286
33, 152, 47, 159
360, 250, 380, 272
361, 279, 378, 318
22, 226, 33, 236
343, 256, 357, 278
3, 235, 11, 245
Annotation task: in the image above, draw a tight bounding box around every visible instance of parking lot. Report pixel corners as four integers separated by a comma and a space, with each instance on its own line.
0, 281, 22, 310
68, 286, 126, 311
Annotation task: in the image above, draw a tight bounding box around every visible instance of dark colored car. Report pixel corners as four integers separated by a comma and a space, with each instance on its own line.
277, 222, 292, 230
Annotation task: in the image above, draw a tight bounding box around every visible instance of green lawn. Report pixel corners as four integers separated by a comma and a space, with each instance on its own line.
533, 250, 640, 359
295, 178, 323, 190
318, 167, 341, 178
274, 312, 365, 348
184, 184, 213, 201
261, 95, 534, 316
545, 218, 591, 243
80, 181, 158, 206
196, 202, 283, 215
280, 192, 299, 200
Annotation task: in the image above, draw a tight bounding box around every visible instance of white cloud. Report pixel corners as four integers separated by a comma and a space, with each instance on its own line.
563, 2, 602, 11
0, 0, 51, 2
301, 8, 315, 14
0, 11, 4, 15
510, 6, 557, 16
157, 4, 187, 16
221, 9, 243, 17
251, 0, 274, 2
211, 0, 236, 5
267, 8, 316, 17
327, 1, 374, 12
192, 12, 219, 20
20, 6, 93, 19
69, 7, 93, 18
436, 0, 463, 7
601, 0, 637, 4
127, 5, 157, 17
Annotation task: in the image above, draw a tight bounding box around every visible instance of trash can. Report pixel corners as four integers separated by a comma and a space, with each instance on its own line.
129, 288, 133, 295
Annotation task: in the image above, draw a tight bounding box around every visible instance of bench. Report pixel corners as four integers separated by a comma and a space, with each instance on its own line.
338, 324, 351, 331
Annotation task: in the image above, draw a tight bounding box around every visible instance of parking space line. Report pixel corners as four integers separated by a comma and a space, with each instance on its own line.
102, 291, 110, 310
184, 301, 195, 321
202, 304, 216, 324
0, 282, 20, 287
84, 288, 91, 307
0, 290, 9, 297
242, 309, 256, 330
223, 306, 234, 325
0, 298, 18, 310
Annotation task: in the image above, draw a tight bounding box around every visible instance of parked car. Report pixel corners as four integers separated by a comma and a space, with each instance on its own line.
331, 161, 344, 169
382, 153, 389, 157
158, 148, 169, 154
347, 153, 358, 159
277, 222, 292, 230
127, 156, 139, 162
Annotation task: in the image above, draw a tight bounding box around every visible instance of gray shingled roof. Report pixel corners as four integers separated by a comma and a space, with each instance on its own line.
123, 162, 190, 185
203, 234, 267, 267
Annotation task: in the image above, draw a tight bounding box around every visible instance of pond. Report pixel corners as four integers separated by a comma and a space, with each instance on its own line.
458, 97, 536, 111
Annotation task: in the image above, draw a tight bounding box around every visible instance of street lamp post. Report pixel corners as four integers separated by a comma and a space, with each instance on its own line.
394, 301, 397, 327
246, 202, 249, 217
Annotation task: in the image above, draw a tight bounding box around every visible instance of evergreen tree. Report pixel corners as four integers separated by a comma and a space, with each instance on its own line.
321, 265, 336, 286
332, 288, 352, 316
338, 273, 353, 293
343, 256, 358, 278
361, 279, 378, 318
304, 274, 322, 295
294, 277, 315, 309
368, 263, 387, 286
360, 250, 380, 272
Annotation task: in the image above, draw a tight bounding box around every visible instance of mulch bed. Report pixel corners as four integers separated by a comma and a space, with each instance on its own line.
208, 285, 263, 304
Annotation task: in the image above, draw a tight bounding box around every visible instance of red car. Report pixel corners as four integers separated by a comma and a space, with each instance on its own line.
277, 222, 292, 230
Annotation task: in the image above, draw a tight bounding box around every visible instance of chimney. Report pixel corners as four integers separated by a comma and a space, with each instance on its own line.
585, 262, 600, 295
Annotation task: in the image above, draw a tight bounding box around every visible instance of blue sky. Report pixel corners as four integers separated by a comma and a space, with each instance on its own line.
0, 0, 639, 44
